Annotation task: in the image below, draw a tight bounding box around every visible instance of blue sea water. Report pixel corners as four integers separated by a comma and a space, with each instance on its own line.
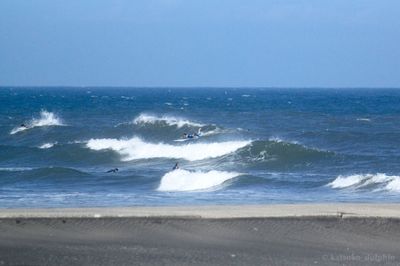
1, 87, 400, 208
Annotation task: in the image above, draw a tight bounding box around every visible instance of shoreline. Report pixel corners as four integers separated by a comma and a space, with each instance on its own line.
1, 203, 400, 219
2, 204, 400, 265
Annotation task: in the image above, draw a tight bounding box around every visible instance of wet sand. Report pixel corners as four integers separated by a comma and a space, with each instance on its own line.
1, 204, 400, 266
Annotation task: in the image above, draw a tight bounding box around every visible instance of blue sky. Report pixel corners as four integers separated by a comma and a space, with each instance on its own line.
1, 0, 399, 87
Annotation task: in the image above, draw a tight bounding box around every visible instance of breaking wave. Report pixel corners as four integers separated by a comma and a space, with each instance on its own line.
10, 110, 64, 134
328, 173, 400, 192
133, 113, 204, 128
38, 142, 57, 149
86, 137, 251, 161
157, 169, 241, 191
268, 136, 299, 144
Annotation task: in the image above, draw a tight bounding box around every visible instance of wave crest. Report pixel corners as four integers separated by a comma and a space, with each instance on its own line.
10, 110, 64, 134
86, 137, 250, 161
38, 142, 57, 149
328, 173, 400, 192
133, 113, 204, 128
157, 169, 241, 191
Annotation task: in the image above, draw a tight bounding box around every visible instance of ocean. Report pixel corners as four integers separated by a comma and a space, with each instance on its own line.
1, 87, 400, 207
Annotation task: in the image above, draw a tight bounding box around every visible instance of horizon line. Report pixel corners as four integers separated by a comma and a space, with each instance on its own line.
1, 85, 400, 90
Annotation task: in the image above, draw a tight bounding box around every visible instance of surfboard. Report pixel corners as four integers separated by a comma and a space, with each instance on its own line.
174, 138, 194, 142
173, 136, 199, 142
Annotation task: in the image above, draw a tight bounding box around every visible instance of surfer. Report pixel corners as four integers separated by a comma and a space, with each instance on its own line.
106, 168, 119, 173
182, 133, 195, 139
20, 123, 28, 128
182, 128, 201, 139
173, 162, 179, 170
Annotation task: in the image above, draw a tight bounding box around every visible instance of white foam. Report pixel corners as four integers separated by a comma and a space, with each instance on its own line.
328, 173, 400, 192
86, 137, 250, 161
10, 110, 64, 134
200, 128, 221, 137
10, 126, 28, 135
386, 178, 400, 192
121, 96, 134, 100
356, 118, 371, 122
269, 136, 284, 143
157, 169, 241, 191
0, 167, 33, 171
68, 140, 87, 144
38, 142, 57, 149
268, 136, 299, 145
133, 113, 203, 128
328, 174, 366, 188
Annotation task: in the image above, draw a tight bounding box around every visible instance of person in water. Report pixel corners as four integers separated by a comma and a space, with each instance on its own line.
20, 123, 28, 128
182, 128, 201, 139
183, 133, 195, 139
106, 168, 119, 173
173, 162, 179, 170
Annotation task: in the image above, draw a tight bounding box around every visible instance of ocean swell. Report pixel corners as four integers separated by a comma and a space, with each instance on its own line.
237, 139, 333, 164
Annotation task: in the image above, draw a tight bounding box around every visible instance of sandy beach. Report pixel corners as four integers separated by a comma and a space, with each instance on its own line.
0, 204, 399, 266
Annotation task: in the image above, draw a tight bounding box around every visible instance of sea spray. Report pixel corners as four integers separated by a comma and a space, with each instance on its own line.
133, 113, 204, 128
10, 110, 64, 134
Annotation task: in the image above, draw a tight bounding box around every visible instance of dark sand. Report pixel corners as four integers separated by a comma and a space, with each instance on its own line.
1, 215, 400, 265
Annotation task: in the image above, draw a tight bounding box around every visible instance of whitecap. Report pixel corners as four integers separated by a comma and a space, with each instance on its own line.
386, 178, 400, 192
356, 118, 371, 122
67, 140, 86, 144
10, 110, 65, 135
328, 173, 400, 192
328, 174, 366, 188
199, 128, 222, 137
268, 136, 299, 145
157, 169, 241, 191
10, 126, 29, 135
86, 137, 250, 161
269, 137, 284, 143
121, 96, 134, 100
0, 167, 33, 172
38, 142, 57, 149
133, 113, 204, 128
